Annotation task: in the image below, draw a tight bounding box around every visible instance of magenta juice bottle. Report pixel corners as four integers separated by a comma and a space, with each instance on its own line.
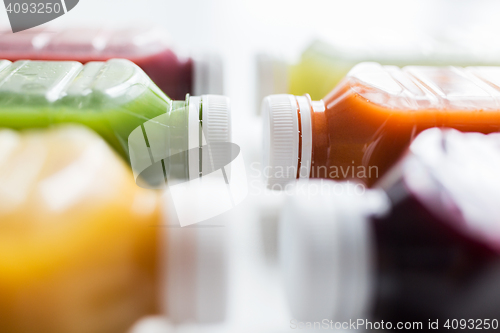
0, 27, 222, 100
279, 128, 500, 331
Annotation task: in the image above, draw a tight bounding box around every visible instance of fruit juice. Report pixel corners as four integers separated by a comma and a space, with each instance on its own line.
287, 39, 466, 100
0, 126, 159, 333
0, 59, 187, 163
262, 62, 500, 189
257, 36, 500, 106
371, 130, 500, 325
0, 27, 218, 100
279, 129, 500, 326
372, 128, 500, 325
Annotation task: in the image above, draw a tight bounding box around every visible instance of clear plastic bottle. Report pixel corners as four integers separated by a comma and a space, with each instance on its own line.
278, 128, 500, 328
262, 62, 500, 189
256, 34, 500, 108
0, 27, 223, 100
0, 125, 230, 333
0, 59, 230, 172
0, 126, 160, 333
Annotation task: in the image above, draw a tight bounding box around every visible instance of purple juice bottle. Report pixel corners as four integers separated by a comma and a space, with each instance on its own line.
279, 128, 500, 331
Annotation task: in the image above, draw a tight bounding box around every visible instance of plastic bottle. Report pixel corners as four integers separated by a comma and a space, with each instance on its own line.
0, 59, 229, 169
278, 128, 500, 329
0, 125, 230, 333
262, 62, 500, 189
0, 126, 159, 333
0, 27, 223, 100
256, 33, 500, 108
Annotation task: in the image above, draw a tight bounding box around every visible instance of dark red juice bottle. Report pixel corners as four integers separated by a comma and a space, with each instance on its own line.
0, 27, 222, 100
279, 128, 500, 331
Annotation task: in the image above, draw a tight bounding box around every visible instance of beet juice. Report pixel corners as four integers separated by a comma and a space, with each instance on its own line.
279, 128, 500, 331
262, 62, 500, 189
0, 27, 223, 100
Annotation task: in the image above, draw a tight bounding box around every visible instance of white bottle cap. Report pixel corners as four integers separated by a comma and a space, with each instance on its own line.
201, 94, 231, 145
187, 94, 231, 179
193, 54, 224, 96
279, 179, 389, 322
261, 94, 315, 190
255, 54, 289, 115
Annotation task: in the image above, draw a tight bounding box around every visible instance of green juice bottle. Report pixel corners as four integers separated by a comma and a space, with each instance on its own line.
256, 37, 500, 111
0, 59, 230, 180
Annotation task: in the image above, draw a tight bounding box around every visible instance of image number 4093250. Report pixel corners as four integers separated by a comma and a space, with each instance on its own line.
3, 0, 79, 32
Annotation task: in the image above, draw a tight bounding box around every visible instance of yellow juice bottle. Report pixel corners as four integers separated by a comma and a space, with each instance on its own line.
0, 125, 160, 333
256, 35, 500, 111
0, 124, 232, 333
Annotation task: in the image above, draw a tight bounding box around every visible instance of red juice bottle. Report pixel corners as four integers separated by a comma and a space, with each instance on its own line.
279, 128, 500, 329
0, 27, 222, 100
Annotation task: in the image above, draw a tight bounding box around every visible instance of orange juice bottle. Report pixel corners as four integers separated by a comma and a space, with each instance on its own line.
262, 62, 500, 189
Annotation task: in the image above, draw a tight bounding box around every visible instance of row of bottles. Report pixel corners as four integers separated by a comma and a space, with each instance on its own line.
3, 22, 500, 332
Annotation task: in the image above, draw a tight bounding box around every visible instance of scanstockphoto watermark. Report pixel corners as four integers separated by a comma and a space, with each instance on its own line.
290, 319, 423, 330
3, 0, 79, 32
290, 318, 500, 331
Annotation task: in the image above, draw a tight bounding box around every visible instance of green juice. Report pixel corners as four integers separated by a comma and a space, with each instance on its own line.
0, 59, 183, 162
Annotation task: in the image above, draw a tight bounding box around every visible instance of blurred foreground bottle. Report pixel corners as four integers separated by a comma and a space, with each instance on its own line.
262, 62, 500, 189
0, 27, 222, 99
0, 59, 230, 168
0, 126, 230, 333
279, 128, 500, 329
0, 126, 159, 333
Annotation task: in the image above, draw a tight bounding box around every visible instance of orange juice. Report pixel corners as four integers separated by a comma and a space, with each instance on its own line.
262, 62, 500, 188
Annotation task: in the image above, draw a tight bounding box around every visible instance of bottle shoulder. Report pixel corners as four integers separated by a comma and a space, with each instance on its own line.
0, 59, 170, 109
0, 26, 170, 60
327, 62, 500, 111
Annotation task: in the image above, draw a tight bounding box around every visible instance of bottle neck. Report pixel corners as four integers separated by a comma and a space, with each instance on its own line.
128, 95, 200, 188
294, 95, 327, 179
295, 95, 313, 179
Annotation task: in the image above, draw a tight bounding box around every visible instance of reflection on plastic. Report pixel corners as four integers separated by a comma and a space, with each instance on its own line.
128, 113, 247, 227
